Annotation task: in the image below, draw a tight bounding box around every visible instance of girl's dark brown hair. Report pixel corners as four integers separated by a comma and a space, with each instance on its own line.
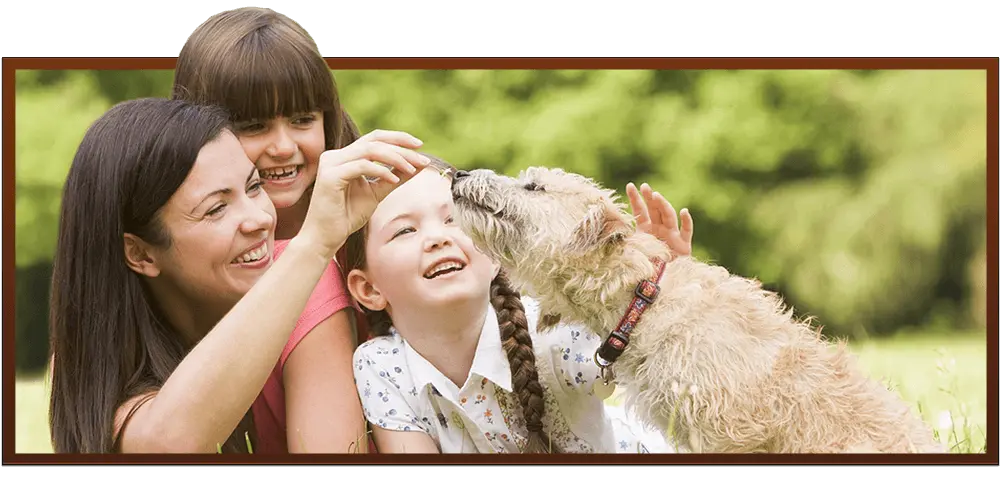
49, 97, 255, 453
343, 156, 559, 453
171, 7, 360, 151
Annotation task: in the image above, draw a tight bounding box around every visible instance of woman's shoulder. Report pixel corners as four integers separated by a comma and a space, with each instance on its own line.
275, 238, 355, 368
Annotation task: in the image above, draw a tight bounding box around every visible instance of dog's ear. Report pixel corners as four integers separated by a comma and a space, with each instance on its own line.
567, 202, 630, 254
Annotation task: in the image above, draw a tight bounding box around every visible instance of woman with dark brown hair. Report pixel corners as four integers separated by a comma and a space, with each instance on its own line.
47, 97, 426, 453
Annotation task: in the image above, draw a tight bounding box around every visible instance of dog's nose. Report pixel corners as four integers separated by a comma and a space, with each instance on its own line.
453, 170, 470, 180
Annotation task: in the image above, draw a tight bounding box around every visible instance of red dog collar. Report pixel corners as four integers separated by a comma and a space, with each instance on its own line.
595, 257, 667, 373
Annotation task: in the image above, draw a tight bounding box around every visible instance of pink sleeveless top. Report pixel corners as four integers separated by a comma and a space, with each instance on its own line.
249, 239, 370, 453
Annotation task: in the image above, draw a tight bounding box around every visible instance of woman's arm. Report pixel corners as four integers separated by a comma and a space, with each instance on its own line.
115, 134, 428, 453
116, 237, 335, 452
283, 309, 368, 453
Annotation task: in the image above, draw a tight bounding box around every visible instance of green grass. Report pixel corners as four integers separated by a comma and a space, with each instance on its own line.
17, 331, 988, 454
605, 330, 989, 453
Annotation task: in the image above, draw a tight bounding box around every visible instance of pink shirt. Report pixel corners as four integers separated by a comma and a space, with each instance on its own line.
249, 239, 366, 454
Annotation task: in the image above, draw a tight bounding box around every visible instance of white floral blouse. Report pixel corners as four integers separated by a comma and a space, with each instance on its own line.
352, 297, 672, 454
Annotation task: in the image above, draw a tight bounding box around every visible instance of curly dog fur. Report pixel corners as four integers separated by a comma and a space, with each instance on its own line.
451, 166, 944, 453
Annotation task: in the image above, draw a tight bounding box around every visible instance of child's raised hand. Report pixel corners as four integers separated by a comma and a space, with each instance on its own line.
297, 130, 430, 259
625, 182, 694, 258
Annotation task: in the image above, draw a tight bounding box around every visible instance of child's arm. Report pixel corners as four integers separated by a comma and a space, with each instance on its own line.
371, 427, 440, 453
352, 342, 440, 453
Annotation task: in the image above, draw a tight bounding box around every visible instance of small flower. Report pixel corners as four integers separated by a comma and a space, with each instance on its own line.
619, 440, 629, 450
485, 409, 493, 418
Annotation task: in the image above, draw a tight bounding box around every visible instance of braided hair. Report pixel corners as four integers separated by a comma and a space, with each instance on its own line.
342, 155, 557, 453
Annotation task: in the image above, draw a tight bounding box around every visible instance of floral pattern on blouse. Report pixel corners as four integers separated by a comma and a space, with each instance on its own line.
351, 297, 663, 454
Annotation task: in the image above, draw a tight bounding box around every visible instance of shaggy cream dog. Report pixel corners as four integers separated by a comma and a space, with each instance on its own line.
450, 166, 944, 453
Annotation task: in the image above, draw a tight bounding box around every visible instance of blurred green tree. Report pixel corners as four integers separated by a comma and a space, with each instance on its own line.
13, 68, 988, 373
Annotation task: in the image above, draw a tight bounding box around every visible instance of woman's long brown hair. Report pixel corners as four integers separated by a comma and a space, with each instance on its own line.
49, 97, 255, 453
342, 156, 558, 453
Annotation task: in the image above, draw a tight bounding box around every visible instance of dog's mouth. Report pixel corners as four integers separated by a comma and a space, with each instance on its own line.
422, 257, 467, 280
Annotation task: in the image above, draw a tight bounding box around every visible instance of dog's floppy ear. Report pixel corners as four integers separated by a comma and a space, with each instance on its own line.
567, 201, 630, 254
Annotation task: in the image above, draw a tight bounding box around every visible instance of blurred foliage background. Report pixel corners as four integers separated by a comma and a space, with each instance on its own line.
13, 68, 990, 454
14, 68, 988, 376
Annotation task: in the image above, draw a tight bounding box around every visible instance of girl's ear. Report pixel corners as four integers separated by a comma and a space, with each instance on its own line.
347, 268, 387, 311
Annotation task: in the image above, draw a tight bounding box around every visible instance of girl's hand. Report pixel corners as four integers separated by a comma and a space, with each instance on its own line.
625, 182, 694, 258
299, 130, 430, 259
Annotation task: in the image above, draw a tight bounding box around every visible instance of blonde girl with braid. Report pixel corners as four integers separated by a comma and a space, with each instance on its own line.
343, 157, 694, 453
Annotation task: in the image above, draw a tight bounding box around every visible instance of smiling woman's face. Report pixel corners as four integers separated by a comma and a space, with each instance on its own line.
145, 130, 278, 307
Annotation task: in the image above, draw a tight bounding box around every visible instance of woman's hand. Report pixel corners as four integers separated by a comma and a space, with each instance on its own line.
626, 182, 694, 258
299, 130, 430, 259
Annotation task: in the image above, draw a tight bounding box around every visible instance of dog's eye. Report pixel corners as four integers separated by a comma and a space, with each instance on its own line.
523, 182, 544, 191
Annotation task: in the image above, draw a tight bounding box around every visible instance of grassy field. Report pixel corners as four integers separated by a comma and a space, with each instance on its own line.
15, 331, 988, 454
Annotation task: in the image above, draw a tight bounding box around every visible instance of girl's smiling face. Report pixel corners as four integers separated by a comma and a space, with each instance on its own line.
348, 168, 498, 317
233, 111, 326, 210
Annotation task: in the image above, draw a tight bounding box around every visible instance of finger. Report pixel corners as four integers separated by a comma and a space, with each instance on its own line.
330, 158, 401, 185
370, 164, 424, 201
358, 129, 424, 149
639, 183, 660, 223
369, 141, 431, 173
338, 141, 430, 175
680, 208, 694, 243
626, 183, 650, 224
652, 191, 679, 231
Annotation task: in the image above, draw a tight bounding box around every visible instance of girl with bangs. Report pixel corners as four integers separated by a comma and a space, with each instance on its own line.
171, 7, 427, 453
